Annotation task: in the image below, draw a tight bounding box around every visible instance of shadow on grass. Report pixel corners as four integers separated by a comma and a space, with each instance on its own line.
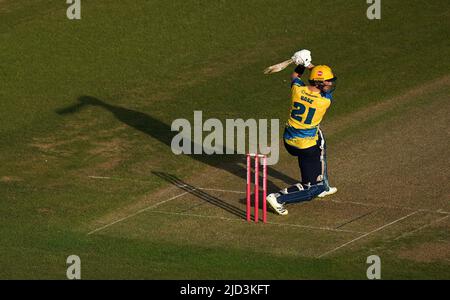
56, 96, 297, 192
152, 171, 246, 219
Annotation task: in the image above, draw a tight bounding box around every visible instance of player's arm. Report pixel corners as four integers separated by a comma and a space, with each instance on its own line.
291, 64, 315, 87
291, 63, 315, 80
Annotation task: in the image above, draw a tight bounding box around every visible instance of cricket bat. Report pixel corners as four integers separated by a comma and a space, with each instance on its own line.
263, 58, 294, 75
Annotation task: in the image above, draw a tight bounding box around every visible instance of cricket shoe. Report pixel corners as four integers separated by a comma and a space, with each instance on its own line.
266, 193, 288, 216
318, 187, 338, 198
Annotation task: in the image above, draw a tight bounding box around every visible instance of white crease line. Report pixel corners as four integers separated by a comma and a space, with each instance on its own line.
147, 210, 365, 234
149, 210, 241, 222
394, 215, 450, 241
88, 175, 153, 183
87, 191, 189, 235
317, 211, 419, 258
266, 221, 365, 234
88, 175, 450, 215
198, 188, 246, 194
331, 200, 449, 215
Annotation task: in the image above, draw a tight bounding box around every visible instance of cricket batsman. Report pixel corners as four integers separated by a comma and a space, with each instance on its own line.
267, 50, 338, 215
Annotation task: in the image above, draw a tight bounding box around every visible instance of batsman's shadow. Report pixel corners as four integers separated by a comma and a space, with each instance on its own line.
56, 96, 297, 192
152, 171, 246, 220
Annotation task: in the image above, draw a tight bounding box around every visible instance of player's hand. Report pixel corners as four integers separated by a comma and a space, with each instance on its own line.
292, 50, 312, 67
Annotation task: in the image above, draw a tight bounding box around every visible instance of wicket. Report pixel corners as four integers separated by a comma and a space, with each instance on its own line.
246, 153, 267, 223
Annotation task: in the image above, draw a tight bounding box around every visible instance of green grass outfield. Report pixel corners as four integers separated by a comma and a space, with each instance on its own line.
1, 0, 449, 279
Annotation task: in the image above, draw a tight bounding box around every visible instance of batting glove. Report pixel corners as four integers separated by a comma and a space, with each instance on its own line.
292, 50, 312, 68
